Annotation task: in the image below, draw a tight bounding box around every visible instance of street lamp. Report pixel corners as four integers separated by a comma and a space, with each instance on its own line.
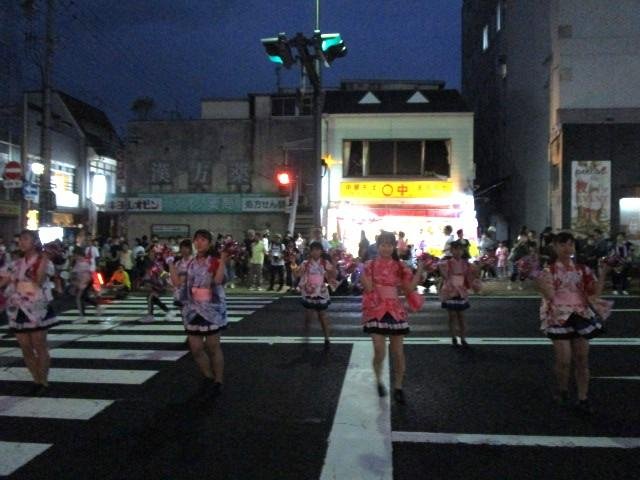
31, 162, 45, 175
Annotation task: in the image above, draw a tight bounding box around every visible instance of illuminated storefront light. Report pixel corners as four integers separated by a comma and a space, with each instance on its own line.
91, 174, 108, 205
620, 197, 640, 241
39, 226, 64, 244
26, 209, 39, 231
51, 163, 79, 208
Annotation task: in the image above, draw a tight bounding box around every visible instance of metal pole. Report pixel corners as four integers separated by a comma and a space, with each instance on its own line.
20, 93, 28, 229
39, 0, 54, 226
312, 87, 323, 229
288, 177, 299, 235
312, 0, 323, 229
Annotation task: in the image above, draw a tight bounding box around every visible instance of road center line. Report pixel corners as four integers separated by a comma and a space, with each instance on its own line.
321, 342, 392, 480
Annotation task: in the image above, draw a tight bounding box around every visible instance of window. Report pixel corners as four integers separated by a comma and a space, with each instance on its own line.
368, 141, 394, 175
496, 2, 502, 32
90, 156, 117, 195
396, 141, 422, 175
345, 141, 363, 177
299, 95, 313, 115
51, 161, 79, 208
343, 140, 450, 178
424, 141, 449, 178
482, 25, 490, 51
271, 97, 296, 116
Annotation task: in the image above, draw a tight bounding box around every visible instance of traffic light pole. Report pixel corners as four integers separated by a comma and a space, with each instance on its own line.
261, 5, 346, 233
312, 0, 322, 229
311, 67, 323, 229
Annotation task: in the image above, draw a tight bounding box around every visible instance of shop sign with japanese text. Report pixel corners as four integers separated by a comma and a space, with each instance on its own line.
241, 197, 287, 212
106, 197, 162, 212
340, 180, 453, 199
106, 194, 287, 214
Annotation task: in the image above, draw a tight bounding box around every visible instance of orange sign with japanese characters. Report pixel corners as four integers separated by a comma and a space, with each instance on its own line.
340, 180, 453, 199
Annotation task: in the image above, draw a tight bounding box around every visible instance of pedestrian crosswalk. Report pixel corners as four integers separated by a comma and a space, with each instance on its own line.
0, 293, 277, 477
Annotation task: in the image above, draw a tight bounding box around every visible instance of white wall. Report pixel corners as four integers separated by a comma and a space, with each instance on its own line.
553, 0, 640, 110
323, 112, 475, 203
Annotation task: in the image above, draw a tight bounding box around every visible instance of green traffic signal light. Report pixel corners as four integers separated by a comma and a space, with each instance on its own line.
321, 33, 342, 51
319, 32, 347, 65
261, 33, 296, 68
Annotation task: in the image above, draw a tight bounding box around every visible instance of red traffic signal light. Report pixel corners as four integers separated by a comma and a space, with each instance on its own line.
276, 171, 291, 186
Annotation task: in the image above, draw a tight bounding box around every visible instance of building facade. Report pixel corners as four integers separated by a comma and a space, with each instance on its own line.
322, 80, 476, 254
0, 90, 119, 240
117, 91, 314, 242
462, 0, 640, 240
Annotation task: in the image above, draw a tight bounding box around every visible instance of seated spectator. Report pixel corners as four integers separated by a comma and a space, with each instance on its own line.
106, 264, 131, 299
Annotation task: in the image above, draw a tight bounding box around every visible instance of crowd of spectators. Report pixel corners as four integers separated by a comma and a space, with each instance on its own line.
0, 224, 637, 302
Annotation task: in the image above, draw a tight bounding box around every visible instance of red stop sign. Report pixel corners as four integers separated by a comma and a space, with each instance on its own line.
3, 161, 22, 180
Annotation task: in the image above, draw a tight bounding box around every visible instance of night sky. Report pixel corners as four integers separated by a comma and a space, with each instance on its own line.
22, 0, 462, 133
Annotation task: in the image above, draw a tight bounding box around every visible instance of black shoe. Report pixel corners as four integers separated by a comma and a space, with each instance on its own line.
200, 378, 222, 396
393, 389, 406, 405
575, 398, 595, 416
27, 383, 49, 397
323, 339, 331, 350
451, 337, 459, 347
377, 383, 388, 397
210, 381, 223, 397
460, 338, 470, 349
554, 390, 569, 407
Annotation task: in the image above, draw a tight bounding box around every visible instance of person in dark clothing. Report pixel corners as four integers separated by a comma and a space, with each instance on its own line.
456, 229, 471, 260
592, 229, 610, 259
576, 235, 599, 271
358, 230, 370, 261
609, 232, 634, 295
508, 235, 530, 290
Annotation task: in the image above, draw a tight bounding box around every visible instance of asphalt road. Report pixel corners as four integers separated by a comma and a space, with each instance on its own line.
1, 291, 639, 479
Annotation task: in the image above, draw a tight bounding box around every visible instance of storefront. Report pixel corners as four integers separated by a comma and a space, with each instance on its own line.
329, 180, 477, 255
321, 83, 477, 256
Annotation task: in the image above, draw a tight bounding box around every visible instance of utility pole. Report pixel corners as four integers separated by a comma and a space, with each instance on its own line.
39, 0, 55, 225
260, 1, 346, 233
312, 0, 323, 229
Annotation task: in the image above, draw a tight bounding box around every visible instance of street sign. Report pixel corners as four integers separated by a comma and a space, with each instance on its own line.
3, 179, 23, 188
2, 160, 23, 188
23, 181, 39, 201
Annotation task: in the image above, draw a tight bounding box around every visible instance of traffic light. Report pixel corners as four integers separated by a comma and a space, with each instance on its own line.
316, 32, 347, 66
261, 33, 296, 68
276, 171, 291, 186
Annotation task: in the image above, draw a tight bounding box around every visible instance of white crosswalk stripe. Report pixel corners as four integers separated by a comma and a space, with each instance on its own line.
1, 347, 186, 361
0, 293, 278, 476
0, 441, 52, 476
0, 367, 158, 385
0, 396, 114, 420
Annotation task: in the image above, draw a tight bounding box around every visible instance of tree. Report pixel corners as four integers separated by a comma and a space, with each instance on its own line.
130, 96, 155, 121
